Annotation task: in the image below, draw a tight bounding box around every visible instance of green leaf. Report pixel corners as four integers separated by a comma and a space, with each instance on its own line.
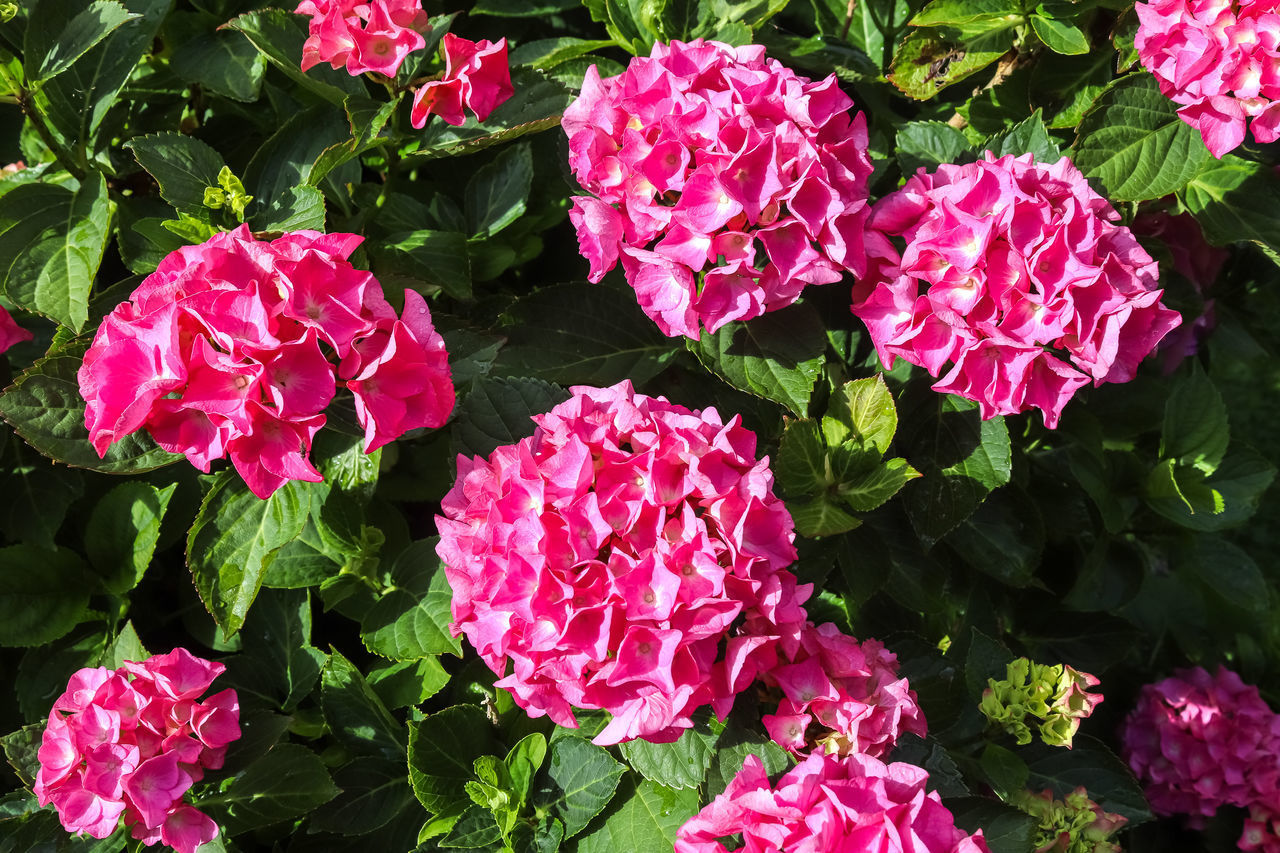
1182, 536, 1269, 613
84, 481, 176, 594
125, 132, 226, 216
984, 109, 1062, 162
186, 472, 315, 639
824, 375, 899, 454
221, 588, 326, 712
309, 756, 417, 836
895, 120, 972, 175
1029, 13, 1089, 54
506, 732, 548, 809
890, 29, 1014, 100
901, 395, 1012, 547
575, 778, 700, 853
0, 545, 89, 647
1023, 735, 1153, 825
367, 656, 451, 708
453, 375, 570, 459
980, 743, 1029, 798
0, 450, 83, 550
1, 724, 42, 786
204, 743, 340, 834
224, 9, 365, 105
171, 28, 266, 102
442, 805, 505, 848
373, 230, 472, 301
788, 496, 861, 537
1145, 450, 1276, 532
509, 37, 616, 70
24, 0, 139, 84
619, 714, 719, 790
690, 302, 826, 416
949, 798, 1037, 853
704, 716, 791, 798
533, 736, 626, 838
0, 339, 180, 473
778, 418, 835, 496
0, 173, 111, 330
1071, 74, 1211, 202
910, 0, 1021, 27
321, 650, 406, 760
465, 143, 534, 238
361, 538, 464, 659
1180, 155, 1280, 253
1161, 369, 1229, 472
887, 733, 969, 797
944, 487, 1044, 586
495, 280, 681, 387
408, 704, 500, 815
838, 456, 921, 513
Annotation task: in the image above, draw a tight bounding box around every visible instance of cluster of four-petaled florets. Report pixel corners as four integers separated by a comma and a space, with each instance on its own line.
78, 225, 454, 499
294, 0, 513, 127
34, 650, 240, 853
563, 39, 1183, 430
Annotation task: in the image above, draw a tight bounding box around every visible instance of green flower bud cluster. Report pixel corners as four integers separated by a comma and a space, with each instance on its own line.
1011, 787, 1127, 853
203, 166, 254, 222
979, 658, 1103, 748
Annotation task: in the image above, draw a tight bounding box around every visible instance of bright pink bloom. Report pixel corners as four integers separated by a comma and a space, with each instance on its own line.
562, 39, 873, 338
759, 622, 926, 758
295, 0, 430, 78
0, 303, 30, 354
1121, 666, 1280, 820
854, 152, 1180, 428
436, 380, 808, 744
675, 752, 990, 853
34, 649, 239, 848
79, 225, 454, 498
409, 34, 514, 127
1135, 0, 1280, 156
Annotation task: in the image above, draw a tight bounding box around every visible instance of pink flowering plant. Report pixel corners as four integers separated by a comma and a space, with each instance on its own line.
0, 1, 1279, 853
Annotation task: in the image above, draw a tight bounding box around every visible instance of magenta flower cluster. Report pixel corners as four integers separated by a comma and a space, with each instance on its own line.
0, 302, 30, 355
437, 380, 812, 745
78, 225, 454, 498
562, 38, 873, 339
295, 0, 431, 78
1135, 0, 1280, 157
410, 33, 514, 128
675, 752, 991, 853
1122, 666, 1280, 852
761, 623, 925, 758
34, 650, 240, 853
853, 152, 1181, 428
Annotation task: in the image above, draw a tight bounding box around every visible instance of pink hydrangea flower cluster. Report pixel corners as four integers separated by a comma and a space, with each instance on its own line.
410, 34, 514, 128
436, 380, 811, 745
1122, 665, 1280, 851
675, 751, 991, 853
853, 152, 1181, 428
562, 39, 873, 339
79, 224, 454, 499
760, 622, 926, 758
0, 303, 30, 354
34, 649, 240, 853
1135, 0, 1280, 157
295, 0, 430, 78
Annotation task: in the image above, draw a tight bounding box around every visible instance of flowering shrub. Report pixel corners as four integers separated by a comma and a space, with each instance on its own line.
562, 38, 872, 338
675, 752, 990, 853
78, 225, 453, 498
760, 622, 926, 757
34, 649, 239, 853
410, 34, 514, 127
1135, 0, 1280, 157
853, 152, 1181, 427
295, 0, 431, 78
437, 380, 808, 744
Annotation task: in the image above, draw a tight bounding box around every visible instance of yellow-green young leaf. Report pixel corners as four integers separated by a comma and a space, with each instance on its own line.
186, 472, 316, 639
890, 28, 1014, 100
0, 340, 180, 473
1029, 14, 1089, 54
1071, 74, 1211, 201
823, 375, 899, 455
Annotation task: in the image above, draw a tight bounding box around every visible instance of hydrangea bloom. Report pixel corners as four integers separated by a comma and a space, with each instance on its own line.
1134, 0, 1280, 157
34, 649, 240, 853
980, 658, 1103, 748
79, 224, 453, 498
0, 303, 31, 354
1011, 787, 1127, 853
675, 752, 990, 853
295, 0, 430, 78
854, 152, 1181, 428
436, 380, 809, 745
410, 34, 514, 127
562, 38, 873, 339
760, 622, 926, 758
1121, 666, 1280, 820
